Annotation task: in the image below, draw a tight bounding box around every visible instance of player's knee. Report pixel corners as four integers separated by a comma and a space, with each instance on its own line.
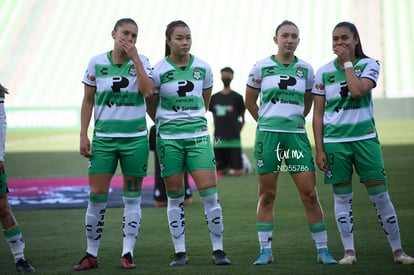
303, 191, 319, 207
259, 192, 276, 206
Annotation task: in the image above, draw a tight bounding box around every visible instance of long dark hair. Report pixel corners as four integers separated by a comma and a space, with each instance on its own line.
165, 20, 189, 57
333, 21, 368, 59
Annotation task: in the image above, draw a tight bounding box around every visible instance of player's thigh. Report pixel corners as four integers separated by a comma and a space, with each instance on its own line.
118, 136, 149, 178
186, 136, 216, 172
254, 130, 282, 174
89, 137, 119, 175
323, 142, 354, 184
353, 138, 386, 183
283, 133, 315, 173
156, 137, 185, 177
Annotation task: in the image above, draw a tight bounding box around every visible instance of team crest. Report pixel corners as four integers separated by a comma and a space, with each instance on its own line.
296, 67, 304, 78
354, 66, 362, 78
129, 64, 137, 76
193, 68, 201, 80
257, 158, 264, 168
326, 170, 333, 179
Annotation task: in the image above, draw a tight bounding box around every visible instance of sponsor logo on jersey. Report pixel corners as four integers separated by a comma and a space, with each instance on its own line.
367, 68, 379, 79
100, 67, 108, 75
177, 80, 194, 97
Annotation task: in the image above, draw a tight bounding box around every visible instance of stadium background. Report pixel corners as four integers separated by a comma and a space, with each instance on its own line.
0, 0, 413, 132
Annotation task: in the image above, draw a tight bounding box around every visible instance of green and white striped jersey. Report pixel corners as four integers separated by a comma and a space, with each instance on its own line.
82, 51, 152, 138
152, 55, 213, 139
246, 55, 314, 133
312, 57, 380, 143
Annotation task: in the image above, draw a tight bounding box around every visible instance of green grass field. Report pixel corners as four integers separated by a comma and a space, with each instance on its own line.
0, 120, 413, 274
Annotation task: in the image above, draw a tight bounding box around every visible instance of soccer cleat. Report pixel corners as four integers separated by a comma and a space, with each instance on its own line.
253, 248, 274, 265
15, 259, 35, 273
394, 252, 414, 265
212, 250, 231, 265
170, 252, 188, 266
121, 252, 137, 269
317, 248, 337, 264
73, 253, 98, 271
338, 250, 357, 265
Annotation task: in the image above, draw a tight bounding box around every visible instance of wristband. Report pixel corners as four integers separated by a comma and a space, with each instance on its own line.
343, 61, 353, 69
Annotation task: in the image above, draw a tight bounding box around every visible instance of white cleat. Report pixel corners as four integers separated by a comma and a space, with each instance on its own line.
338, 250, 357, 265
394, 252, 414, 265
338, 255, 357, 265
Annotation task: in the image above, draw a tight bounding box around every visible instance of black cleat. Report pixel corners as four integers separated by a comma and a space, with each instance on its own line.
170, 252, 188, 266
15, 259, 35, 273
212, 250, 231, 265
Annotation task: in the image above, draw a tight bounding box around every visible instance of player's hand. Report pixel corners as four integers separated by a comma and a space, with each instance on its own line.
80, 136, 92, 158
119, 39, 139, 61
333, 44, 351, 62
315, 151, 329, 172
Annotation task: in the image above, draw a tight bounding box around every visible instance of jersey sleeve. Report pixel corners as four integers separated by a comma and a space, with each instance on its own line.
311, 68, 325, 96
152, 63, 161, 95
246, 62, 261, 89
360, 58, 380, 87
82, 57, 97, 87
139, 54, 153, 79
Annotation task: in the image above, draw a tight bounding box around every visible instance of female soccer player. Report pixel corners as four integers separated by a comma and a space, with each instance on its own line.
312, 21, 414, 265
245, 20, 336, 265
148, 20, 230, 266
74, 18, 153, 270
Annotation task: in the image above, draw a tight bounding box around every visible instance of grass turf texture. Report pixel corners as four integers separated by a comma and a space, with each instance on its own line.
0, 120, 413, 274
